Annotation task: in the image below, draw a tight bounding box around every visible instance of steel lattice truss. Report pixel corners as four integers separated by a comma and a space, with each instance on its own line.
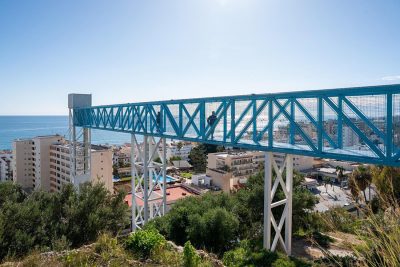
130, 135, 167, 229
264, 153, 293, 254
73, 84, 400, 166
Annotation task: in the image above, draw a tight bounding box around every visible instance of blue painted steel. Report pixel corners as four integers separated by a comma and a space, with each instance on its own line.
73, 84, 400, 166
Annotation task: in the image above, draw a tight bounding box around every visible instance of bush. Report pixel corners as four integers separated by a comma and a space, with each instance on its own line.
125, 228, 166, 259
272, 258, 296, 267
181, 172, 193, 179
183, 241, 201, 267
321, 207, 359, 233
244, 250, 279, 266
202, 208, 239, 253
222, 247, 246, 267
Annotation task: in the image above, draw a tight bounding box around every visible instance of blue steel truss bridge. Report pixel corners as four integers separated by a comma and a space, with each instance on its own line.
68, 84, 400, 255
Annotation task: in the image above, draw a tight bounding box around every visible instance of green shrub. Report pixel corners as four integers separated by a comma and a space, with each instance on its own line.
222, 247, 246, 267
244, 250, 279, 267
125, 228, 166, 259
181, 172, 193, 179
183, 241, 201, 267
63, 250, 96, 267
325, 207, 359, 233
272, 258, 296, 267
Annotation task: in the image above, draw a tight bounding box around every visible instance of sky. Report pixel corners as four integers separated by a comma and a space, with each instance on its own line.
0, 0, 399, 115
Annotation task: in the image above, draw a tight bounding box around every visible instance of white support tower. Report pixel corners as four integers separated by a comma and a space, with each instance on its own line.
263, 152, 293, 255
68, 94, 92, 188
130, 134, 167, 230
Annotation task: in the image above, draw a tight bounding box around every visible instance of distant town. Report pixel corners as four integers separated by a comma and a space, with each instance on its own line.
1, 123, 377, 215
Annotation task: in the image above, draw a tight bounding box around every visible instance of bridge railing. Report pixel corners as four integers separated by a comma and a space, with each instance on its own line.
73, 84, 400, 166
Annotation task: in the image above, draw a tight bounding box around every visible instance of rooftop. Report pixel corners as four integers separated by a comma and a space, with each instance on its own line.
124, 185, 197, 207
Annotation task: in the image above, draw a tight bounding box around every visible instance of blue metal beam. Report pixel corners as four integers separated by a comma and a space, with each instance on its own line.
72, 84, 400, 166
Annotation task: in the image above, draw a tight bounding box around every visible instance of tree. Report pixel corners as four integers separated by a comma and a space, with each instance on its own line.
348, 175, 361, 217
169, 155, 182, 164
112, 164, 119, 177
188, 144, 207, 172
0, 181, 25, 208
151, 168, 317, 256
372, 166, 400, 206
323, 177, 330, 193
125, 228, 166, 259
183, 241, 201, 267
202, 208, 239, 254
0, 182, 129, 261
335, 166, 345, 187
351, 166, 372, 203
176, 142, 183, 151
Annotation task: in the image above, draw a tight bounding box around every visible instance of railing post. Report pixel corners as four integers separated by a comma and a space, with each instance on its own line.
338, 96, 343, 149
200, 101, 206, 140
179, 103, 183, 137
290, 99, 295, 145
387, 93, 393, 159
253, 99, 257, 142
231, 99, 236, 143
318, 97, 323, 152
268, 98, 273, 147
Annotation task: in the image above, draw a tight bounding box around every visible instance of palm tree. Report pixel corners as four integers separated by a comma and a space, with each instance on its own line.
336, 166, 345, 187
323, 176, 330, 193
348, 175, 361, 217
351, 166, 372, 203
177, 142, 183, 151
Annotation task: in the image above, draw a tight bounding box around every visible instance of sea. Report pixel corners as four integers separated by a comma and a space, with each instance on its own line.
0, 116, 133, 150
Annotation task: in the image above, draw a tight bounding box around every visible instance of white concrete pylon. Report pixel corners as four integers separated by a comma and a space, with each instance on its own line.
130, 134, 167, 230
263, 152, 293, 255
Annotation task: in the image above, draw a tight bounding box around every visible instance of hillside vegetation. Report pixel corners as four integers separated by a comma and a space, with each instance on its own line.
0, 165, 400, 266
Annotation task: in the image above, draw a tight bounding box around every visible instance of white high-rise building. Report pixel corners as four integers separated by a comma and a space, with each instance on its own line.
158, 140, 193, 161
0, 151, 13, 182
13, 135, 113, 192
207, 151, 314, 193
343, 126, 358, 147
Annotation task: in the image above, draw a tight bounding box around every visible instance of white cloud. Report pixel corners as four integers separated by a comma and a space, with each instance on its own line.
382, 75, 400, 81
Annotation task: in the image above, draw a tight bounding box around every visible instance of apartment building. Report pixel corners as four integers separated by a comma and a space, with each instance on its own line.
272, 153, 314, 172
13, 135, 113, 192
207, 151, 314, 193
13, 135, 63, 191
49, 143, 113, 192
207, 151, 262, 193
0, 151, 13, 182
160, 141, 193, 161
112, 144, 132, 167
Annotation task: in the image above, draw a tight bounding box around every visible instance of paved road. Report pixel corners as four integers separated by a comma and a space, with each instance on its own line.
312, 183, 376, 212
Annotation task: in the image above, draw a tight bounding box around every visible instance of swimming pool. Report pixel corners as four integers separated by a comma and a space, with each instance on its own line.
113, 174, 177, 183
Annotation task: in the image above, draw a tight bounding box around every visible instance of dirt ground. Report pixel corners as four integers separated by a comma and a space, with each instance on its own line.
291, 231, 362, 260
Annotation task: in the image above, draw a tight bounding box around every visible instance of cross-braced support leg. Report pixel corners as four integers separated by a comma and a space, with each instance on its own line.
130, 134, 167, 231
263, 152, 293, 255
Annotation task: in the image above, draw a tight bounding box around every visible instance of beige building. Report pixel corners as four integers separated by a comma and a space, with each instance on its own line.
13, 135, 113, 193
273, 153, 314, 172
206, 151, 314, 193
207, 151, 263, 193
13, 135, 63, 191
